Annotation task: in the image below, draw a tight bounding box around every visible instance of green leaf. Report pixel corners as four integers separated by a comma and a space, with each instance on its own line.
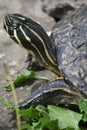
32, 117, 59, 130
21, 124, 33, 130
20, 106, 40, 122
36, 105, 49, 117
66, 128, 75, 130
20, 105, 59, 130
79, 98, 87, 121
79, 98, 87, 113
47, 105, 82, 130
4, 70, 49, 91
0, 98, 14, 108
20, 105, 83, 130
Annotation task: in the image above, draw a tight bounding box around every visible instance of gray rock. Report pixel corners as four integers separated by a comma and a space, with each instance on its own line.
0, 0, 55, 30
41, 0, 87, 21
0, 0, 55, 130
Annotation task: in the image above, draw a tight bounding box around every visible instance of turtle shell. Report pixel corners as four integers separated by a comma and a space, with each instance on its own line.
51, 5, 87, 96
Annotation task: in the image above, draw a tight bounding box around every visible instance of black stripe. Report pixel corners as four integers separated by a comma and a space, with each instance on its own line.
15, 28, 36, 50
17, 25, 56, 67
25, 19, 56, 62
10, 14, 56, 63
19, 79, 81, 108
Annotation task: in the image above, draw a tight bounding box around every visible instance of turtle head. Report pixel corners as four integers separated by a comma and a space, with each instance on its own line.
3, 14, 25, 37
3, 13, 63, 77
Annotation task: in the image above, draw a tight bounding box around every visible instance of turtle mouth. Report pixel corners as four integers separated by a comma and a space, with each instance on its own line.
4, 14, 19, 25
3, 14, 11, 33
3, 15, 14, 37
3, 14, 21, 36
4, 13, 24, 29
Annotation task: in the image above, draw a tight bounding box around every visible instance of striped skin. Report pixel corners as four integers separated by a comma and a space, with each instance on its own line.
3, 13, 63, 77
18, 79, 85, 108
3, 14, 86, 108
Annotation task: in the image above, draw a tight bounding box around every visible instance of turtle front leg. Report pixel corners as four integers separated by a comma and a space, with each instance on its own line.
25, 53, 45, 71
18, 79, 85, 109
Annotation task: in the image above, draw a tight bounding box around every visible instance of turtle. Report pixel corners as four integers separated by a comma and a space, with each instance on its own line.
3, 5, 87, 108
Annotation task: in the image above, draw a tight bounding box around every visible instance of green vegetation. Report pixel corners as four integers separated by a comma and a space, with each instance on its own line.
1, 98, 87, 130
20, 105, 82, 130
4, 70, 49, 91
0, 66, 87, 130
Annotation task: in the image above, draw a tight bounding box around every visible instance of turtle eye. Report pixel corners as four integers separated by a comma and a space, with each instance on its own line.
4, 14, 21, 30
7, 15, 21, 29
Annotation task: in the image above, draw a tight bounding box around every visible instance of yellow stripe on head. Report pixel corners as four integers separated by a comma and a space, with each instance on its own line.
26, 25, 57, 66
20, 25, 48, 66
3, 13, 63, 77
14, 29, 23, 48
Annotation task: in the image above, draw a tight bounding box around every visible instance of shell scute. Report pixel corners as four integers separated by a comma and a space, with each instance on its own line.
52, 5, 87, 95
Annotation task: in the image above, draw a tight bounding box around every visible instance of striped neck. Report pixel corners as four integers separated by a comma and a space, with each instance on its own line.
4, 13, 63, 77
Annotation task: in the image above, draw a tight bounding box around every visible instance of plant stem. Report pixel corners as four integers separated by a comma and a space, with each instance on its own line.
3, 63, 21, 130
